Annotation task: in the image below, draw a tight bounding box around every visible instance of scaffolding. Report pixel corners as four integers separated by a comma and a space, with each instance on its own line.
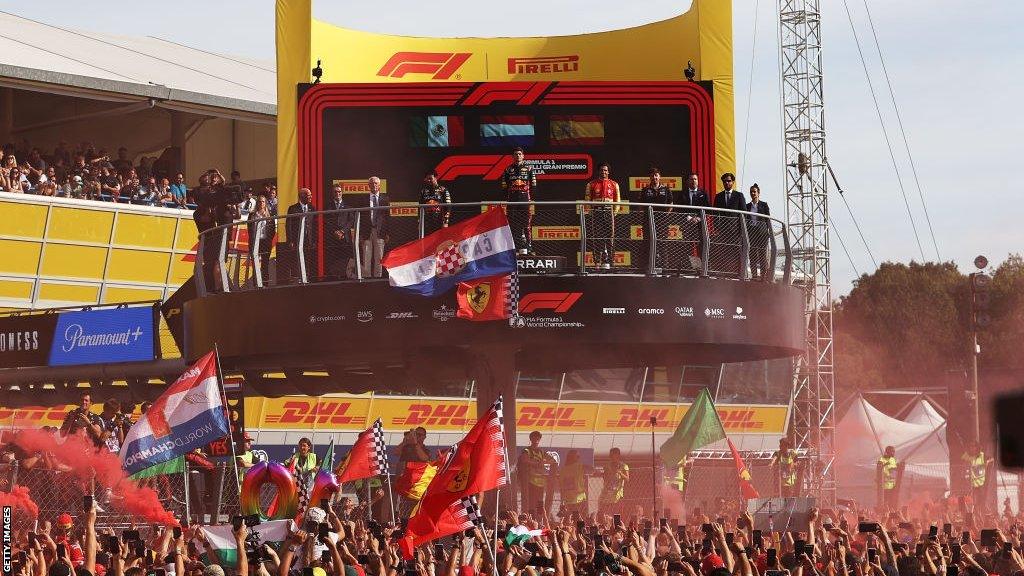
778, 0, 836, 504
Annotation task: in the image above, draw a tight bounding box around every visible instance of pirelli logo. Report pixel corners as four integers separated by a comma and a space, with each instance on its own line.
508, 55, 580, 75
377, 52, 472, 79
628, 176, 684, 192
578, 251, 632, 266
332, 179, 388, 194
629, 224, 684, 240
389, 202, 419, 217
532, 226, 580, 240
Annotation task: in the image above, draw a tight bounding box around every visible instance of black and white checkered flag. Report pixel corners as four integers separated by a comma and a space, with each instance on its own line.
370, 418, 390, 477
504, 271, 520, 324
455, 494, 483, 528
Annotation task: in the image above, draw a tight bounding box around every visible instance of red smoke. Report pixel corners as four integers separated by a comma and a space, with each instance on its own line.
14, 429, 179, 526
0, 485, 39, 517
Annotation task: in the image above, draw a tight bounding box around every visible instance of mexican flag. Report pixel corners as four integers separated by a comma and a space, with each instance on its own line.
200, 520, 290, 567
410, 116, 465, 147
128, 456, 184, 480
659, 388, 726, 467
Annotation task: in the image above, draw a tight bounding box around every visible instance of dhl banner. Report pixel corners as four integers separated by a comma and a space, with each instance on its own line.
276, 0, 735, 211
241, 396, 788, 435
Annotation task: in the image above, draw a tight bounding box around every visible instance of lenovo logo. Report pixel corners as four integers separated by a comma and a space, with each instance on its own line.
519, 292, 583, 314
508, 55, 580, 75
377, 52, 471, 79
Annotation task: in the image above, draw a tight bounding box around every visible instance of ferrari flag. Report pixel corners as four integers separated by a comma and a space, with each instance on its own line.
336, 419, 390, 483
456, 273, 518, 321
120, 351, 229, 476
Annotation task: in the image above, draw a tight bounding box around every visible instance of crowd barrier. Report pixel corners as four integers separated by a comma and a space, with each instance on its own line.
195, 201, 792, 295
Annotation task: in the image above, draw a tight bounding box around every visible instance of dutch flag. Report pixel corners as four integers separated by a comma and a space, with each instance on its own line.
382, 209, 517, 297
479, 115, 535, 147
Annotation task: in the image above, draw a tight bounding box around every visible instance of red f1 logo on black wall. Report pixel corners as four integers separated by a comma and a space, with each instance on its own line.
376, 52, 472, 79
519, 292, 583, 314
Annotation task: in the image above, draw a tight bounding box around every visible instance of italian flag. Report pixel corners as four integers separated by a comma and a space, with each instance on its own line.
505, 525, 550, 547
200, 519, 290, 567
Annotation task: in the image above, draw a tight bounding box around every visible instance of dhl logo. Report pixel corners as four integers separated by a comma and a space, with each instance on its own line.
532, 226, 580, 240
333, 179, 388, 194
377, 52, 472, 80
508, 55, 580, 75
263, 400, 365, 426
608, 408, 674, 429
0, 407, 69, 423
393, 403, 472, 427
628, 176, 684, 192
518, 406, 586, 428
578, 251, 632, 266
719, 409, 764, 430
389, 202, 419, 217
629, 225, 684, 240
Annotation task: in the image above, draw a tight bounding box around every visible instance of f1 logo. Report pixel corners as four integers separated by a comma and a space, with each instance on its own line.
519, 292, 583, 314
376, 52, 472, 80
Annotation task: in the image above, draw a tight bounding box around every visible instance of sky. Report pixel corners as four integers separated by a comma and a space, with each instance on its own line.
1, 0, 1020, 295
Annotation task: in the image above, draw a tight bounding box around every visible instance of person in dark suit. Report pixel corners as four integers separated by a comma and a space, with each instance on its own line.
246, 194, 276, 286
745, 183, 771, 281
352, 176, 389, 278
674, 173, 711, 273
325, 184, 355, 280
285, 187, 317, 282
713, 173, 746, 276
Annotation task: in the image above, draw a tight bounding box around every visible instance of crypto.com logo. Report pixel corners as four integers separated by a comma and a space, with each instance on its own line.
518, 292, 583, 314
376, 52, 472, 80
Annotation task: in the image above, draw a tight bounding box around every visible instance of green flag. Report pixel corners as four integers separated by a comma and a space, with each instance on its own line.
128, 455, 185, 480
319, 439, 335, 473
659, 388, 726, 466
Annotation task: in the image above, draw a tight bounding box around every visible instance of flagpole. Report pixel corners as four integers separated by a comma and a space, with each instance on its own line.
493, 489, 501, 562
213, 344, 242, 500
384, 471, 396, 524
182, 460, 191, 524
650, 415, 658, 520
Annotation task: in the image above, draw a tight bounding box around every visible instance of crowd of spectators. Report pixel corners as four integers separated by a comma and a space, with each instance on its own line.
0, 140, 274, 213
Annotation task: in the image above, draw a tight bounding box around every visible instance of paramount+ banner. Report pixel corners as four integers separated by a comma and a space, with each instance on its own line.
0, 305, 159, 369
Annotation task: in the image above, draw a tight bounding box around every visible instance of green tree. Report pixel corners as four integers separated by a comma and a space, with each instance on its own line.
982, 254, 1024, 370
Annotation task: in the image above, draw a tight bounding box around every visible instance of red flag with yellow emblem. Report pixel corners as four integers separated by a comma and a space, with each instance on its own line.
727, 438, 760, 499
397, 396, 508, 558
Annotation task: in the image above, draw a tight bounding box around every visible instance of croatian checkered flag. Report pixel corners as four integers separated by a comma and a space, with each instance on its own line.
336, 418, 391, 483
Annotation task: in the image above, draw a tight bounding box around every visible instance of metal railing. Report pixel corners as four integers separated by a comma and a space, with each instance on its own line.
194, 202, 792, 295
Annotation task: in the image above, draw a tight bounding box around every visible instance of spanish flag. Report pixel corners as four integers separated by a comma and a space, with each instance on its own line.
550, 115, 605, 146
727, 438, 760, 499
394, 459, 439, 501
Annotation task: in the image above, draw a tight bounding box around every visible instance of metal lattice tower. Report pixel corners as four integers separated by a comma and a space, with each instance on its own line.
778, 0, 836, 504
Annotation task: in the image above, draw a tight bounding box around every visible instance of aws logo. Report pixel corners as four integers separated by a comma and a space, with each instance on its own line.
377, 52, 472, 80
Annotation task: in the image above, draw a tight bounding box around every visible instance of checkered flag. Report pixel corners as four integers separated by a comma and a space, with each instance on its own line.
370, 418, 390, 477
487, 395, 509, 488
504, 271, 520, 321
454, 494, 483, 529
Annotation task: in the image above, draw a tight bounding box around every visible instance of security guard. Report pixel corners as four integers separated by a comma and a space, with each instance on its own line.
518, 431, 556, 516
559, 449, 589, 518
235, 432, 256, 476
962, 441, 994, 512
772, 438, 799, 497
877, 445, 901, 510
418, 169, 452, 235
599, 447, 630, 516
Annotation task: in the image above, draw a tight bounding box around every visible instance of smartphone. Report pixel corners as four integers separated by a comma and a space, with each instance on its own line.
613, 514, 622, 527
929, 525, 939, 540
868, 548, 877, 563
135, 543, 145, 559
702, 523, 713, 535
702, 538, 713, 553
767, 548, 778, 568
952, 545, 962, 563
726, 532, 735, 545
753, 529, 763, 548
593, 533, 605, 547
232, 516, 244, 530
660, 518, 668, 529
981, 529, 998, 547
124, 529, 140, 542
528, 556, 556, 568
357, 554, 370, 565
27, 533, 36, 546
320, 498, 329, 510
794, 540, 806, 556
916, 543, 925, 557
944, 523, 953, 536
318, 523, 330, 540
83, 494, 94, 511
947, 566, 959, 576
859, 522, 880, 533
109, 535, 121, 554
17, 551, 27, 563
962, 531, 971, 545
577, 520, 586, 532
677, 525, 686, 541
57, 543, 67, 558
173, 526, 182, 540
1003, 542, 1014, 558
644, 519, 653, 532
664, 508, 671, 520
434, 543, 444, 560
154, 569, 166, 576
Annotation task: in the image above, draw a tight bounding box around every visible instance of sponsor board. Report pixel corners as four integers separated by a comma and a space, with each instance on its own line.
532, 226, 580, 241
385, 311, 419, 320
516, 255, 566, 273
332, 179, 389, 194
602, 307, 626, 315
674, 306, 695, 318
704, 307, 726, 319
733, 306, 748, 320
376, 52, 472, 80
241, 395, 789, 434
630, 224, 684, 241
508, 55, 580, 75
309, 313, 346, 324
0, 315, 57, 369
637, 308, 665, 315
628, 176, 684, 192
433, 154, 592, 182
577, 251, 632, 267
356, 310, 374, 323
388, 202, 419, 217
432, 305, 457, 322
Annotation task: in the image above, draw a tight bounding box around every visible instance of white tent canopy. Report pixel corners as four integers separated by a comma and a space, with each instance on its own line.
904, 398, 946, 428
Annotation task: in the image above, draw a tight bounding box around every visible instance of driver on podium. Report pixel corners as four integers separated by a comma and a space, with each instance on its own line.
418, 169, 451, 234
584, 162, 621, 270
500, 146, 537, 255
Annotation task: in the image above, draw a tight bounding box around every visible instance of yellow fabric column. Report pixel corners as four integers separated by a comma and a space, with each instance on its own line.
275, 0, 311, 225
697, 0, 736, 179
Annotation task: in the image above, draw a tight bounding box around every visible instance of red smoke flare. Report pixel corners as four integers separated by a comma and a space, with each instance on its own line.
13, 429, 179, 526
0, 485, 39, 517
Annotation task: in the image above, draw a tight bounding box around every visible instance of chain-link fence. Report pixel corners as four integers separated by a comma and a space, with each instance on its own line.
195, 202, 792, 295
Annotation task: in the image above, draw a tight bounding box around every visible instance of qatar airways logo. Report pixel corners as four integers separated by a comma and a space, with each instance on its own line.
61, 323, 144, 353
508, 55, 580, 75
